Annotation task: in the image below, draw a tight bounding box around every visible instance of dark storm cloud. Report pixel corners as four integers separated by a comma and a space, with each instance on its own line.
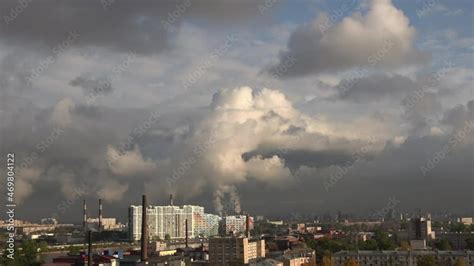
0, 100, 162, 218
236, 137, 473, 218
243, 149, 359, 170
240, 100, 473, 217
402, 92, 444, 135
250, 133, 473, 217
336, 73, 415, 103
441, 100, 474, 129
70, 74, 114, 96
0, 0, 271, 55
72, 104, 103, 119
1, 1, 168, 54
0, 48, 35, 94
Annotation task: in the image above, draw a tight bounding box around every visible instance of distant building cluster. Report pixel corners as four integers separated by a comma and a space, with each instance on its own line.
0, 219, 74, 235
86, 217, 123, 231
40, 217, 58, 225
13, 196, 474, 266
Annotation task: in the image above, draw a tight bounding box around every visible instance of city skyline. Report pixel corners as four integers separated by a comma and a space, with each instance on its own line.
0, 0, 473, 224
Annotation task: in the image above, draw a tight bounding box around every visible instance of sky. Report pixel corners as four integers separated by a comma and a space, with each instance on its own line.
0, 0, 473, 223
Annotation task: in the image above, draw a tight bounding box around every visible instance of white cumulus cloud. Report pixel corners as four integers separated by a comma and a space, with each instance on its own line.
268, 0, 429, 77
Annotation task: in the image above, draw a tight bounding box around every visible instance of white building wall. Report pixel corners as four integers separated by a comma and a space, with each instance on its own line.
129, 204, 219, 241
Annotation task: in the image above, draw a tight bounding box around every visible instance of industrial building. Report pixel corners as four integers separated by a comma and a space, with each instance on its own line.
82, 199, 119, 232
86, 217, 122, 231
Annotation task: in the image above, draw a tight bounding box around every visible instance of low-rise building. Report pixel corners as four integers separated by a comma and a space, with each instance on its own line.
436, 231, 474, 250
17, 224, 75, 235
250, 258, 284, 266
149, 240, 168, 253
458, 217, 473, 225
87, 217, 121, 230
268, 220, 284, 226
209, 236, 265, 265
40, 217, 58, 225
277, 248, 316, 266
332, 250, 474, 266
51, 254, 119, 266
410, 239, 427, 250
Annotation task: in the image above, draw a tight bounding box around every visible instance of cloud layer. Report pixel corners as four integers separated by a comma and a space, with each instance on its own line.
0, 0, 472, 222
2, 85, 471, 221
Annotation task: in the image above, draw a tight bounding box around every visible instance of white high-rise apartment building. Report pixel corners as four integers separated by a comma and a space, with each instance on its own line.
129, 204, 220, 241
202, 213, 221, 236
222, 215, 254, 235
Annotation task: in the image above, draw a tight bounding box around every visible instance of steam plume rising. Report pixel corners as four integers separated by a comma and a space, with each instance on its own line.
213, 185, 241, 215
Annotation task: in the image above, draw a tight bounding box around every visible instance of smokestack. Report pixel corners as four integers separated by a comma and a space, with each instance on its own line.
170, 194, 173, 206
87, 230, 92, 266
185, 219, 189, 248
83, 200, 87, 231
141, 195, 148, 262
98, 199, 103, 232
245, 213, 250, 238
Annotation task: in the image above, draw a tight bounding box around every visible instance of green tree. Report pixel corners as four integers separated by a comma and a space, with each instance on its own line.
399, 221, 408, 230
0, 240, 46, 266
465, 236, 474, 250
0, 245, 18, 266
164, 234, 171, 241
434, 238, 452, 250
361, 239, 378, 250
450, 223, 466, 232
306, 239, 317, 250
307, 237, 353, 256
417, 255, 436, 266
431, 221, 442, 229
68, 245, 82, 255
373, 229, 396, 250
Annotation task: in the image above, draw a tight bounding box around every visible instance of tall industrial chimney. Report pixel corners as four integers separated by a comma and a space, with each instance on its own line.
170, 194, 173, 206
87, 230, 92, 266
245, 213, 250, 238
141, 195, 148, 262
83, 200, 87, 231
98, 199, 103, 232
185, 219, 189, 248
